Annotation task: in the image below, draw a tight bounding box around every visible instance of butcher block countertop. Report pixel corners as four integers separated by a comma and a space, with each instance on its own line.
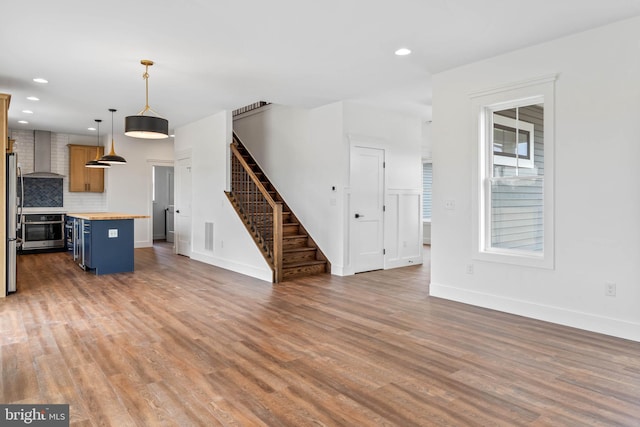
66, 212, 150, 220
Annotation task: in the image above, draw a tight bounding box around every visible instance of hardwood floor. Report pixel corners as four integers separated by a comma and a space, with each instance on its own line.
2, 244, 640, 426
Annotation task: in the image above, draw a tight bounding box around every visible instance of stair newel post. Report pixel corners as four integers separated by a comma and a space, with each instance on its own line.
273, 202, 283, 283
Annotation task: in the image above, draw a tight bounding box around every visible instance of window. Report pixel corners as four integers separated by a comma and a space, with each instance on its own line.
422, 162, 432, 220
471, 75, 556, 268
488, 104, 543, 252
493, 114, 534, 169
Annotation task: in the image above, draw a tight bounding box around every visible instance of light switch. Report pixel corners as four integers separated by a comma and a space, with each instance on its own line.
108, 229, 118, 238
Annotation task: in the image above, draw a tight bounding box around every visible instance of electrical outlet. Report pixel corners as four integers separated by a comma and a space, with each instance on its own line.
605, 282, 616, 297
466, 264, 474, 274
445, 200, 456, 210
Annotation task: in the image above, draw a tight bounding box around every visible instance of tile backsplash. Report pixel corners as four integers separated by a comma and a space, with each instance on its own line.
20, 177, 64, 207
10, 129, 107, 212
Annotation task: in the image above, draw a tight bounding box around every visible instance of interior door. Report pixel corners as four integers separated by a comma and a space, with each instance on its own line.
351, 146, 385, 273
166, 169, 175, 243
175, 157, 192, 257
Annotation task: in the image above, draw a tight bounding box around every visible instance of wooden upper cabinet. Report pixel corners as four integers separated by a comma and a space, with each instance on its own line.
68, 144, 105, 192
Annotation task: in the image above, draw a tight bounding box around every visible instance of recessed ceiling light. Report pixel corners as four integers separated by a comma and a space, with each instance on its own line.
88, 127, 96, 131
33, 78, 48, 84
18, 120, 29, 124
27, 96, 39, 101
395, 48, 412, 56
22, 110, 33, 114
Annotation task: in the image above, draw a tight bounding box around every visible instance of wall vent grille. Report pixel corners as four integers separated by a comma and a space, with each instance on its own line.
205, 222, 214, 252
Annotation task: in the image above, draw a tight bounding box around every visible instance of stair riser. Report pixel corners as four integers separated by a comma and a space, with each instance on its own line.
283, 225, 300, 236
283, 263, 327, 280
283, 237, 309, 249
283, 251, 317, 264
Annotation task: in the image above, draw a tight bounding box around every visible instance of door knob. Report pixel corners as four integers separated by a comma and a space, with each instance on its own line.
176, 210, 180, 213
355, 213, 364, 218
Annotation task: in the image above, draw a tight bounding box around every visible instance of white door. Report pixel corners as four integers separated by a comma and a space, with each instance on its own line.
351, 146, 385, 273
175, 157, 192, 257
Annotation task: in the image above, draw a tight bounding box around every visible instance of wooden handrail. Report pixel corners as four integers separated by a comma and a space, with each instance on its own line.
230, 143, 278, 208
229, 137, 283, 282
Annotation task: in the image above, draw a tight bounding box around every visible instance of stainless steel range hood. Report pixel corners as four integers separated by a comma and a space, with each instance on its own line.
23, 130, 65, 178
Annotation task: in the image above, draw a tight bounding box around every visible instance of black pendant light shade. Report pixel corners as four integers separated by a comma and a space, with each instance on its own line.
124, 115, 168, 139
100, 109, 127, 164
85, 119, 111, 169
124, 59, 169, 139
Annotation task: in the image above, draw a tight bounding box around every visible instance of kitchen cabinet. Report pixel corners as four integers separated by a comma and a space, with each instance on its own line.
68, 144, 105, 192
67, 213, 149, 275
82, 219, 133, 274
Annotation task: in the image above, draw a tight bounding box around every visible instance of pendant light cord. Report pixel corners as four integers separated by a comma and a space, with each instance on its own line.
109, 109, 117, 155
137, 60, 161, 117
143, 63, 150, 112
95, 120, 101, 158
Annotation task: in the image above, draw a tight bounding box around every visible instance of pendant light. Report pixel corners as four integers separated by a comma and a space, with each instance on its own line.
124, 59, 169, 139
100, 108, 127, 164
85, 119, 111, 169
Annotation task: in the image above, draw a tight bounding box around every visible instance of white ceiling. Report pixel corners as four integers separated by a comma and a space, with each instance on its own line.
2, 0, 640, 136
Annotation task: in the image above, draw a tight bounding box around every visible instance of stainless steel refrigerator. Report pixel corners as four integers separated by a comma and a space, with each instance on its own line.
6, 152, 21, 294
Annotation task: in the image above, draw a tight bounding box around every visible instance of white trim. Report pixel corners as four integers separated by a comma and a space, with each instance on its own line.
430, 282, 640, 342
385, 188, 423, 269
232, 103, 274, 121
469, 74, 558, 99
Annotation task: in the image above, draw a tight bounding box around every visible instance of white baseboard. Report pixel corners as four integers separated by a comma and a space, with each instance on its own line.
386, 256, 423, 269
430, 282, 640, 342
191, 251, 272, 283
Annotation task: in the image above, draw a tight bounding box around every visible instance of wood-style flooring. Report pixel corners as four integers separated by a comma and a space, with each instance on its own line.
2, 244, 640, 426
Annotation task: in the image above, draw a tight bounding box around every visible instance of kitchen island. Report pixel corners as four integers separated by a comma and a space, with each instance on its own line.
66, 213, 149, 275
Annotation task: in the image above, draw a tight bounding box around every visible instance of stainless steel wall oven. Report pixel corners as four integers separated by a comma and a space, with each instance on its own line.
20, 213, 65, 250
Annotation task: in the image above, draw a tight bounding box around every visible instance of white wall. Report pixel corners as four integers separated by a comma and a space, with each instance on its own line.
106, 133, 174, 248
431, 16, 640, 341
234, 102, 423, 275
175, 111, 272, 282
343, 103, 423, 271
234, 104, 348, 273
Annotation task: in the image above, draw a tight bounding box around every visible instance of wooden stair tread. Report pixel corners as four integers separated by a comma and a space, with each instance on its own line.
283, 246, 316, 253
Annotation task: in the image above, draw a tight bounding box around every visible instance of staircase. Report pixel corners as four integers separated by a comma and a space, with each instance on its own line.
225, 132, 330, 283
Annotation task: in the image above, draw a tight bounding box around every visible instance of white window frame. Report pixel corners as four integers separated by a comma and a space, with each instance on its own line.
470, 74, 556, 269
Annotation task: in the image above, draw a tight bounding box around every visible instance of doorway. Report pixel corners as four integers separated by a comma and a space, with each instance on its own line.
152, 165, 175, 243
